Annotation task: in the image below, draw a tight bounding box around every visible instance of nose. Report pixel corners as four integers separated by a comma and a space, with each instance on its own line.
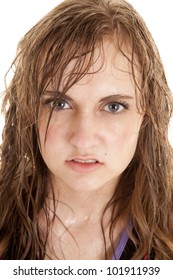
69, 112, 101, 150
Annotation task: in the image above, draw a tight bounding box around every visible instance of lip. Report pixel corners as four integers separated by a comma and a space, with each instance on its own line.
66, 158, 103, 174
68, 156, 103, 163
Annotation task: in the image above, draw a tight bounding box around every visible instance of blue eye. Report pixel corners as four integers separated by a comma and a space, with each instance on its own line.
42, 98, 71, 111
104, 102, 128, 113
52, 99, 70, 110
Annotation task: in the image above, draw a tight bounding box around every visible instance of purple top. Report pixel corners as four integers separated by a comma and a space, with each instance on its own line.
112, 223, 133, 260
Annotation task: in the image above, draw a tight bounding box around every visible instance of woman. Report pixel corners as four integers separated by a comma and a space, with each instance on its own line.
0, 0, 173, 259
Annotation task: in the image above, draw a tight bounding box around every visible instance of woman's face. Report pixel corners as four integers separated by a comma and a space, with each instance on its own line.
39, 40, 143, 193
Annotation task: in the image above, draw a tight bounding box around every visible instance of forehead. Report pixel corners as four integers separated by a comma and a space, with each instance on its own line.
45, 38, 141, 96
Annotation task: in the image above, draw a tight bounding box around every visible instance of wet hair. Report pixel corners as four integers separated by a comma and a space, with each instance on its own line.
0, 0, 173, 259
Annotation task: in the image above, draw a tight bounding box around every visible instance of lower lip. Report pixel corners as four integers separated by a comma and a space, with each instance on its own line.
66, 160, 103, 174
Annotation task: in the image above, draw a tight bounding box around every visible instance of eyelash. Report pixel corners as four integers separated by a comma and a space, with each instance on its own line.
103, 101, 129, 114
42, 98, 71, 111
42, 98, 129, 114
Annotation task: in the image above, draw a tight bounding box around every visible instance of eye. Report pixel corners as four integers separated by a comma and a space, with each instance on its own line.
42, 98, 71, 111
104, 101, 129, 113
52, 99, 71, 110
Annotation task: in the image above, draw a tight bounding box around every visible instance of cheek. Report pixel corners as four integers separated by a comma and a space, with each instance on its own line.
38, 123, 62, 168
38, 117, 56, 151
106, 127, 140, 174
116, 115, 142, 145
108, 122, 140, 153
39, 118, 69, 152
104, 111, 142, 144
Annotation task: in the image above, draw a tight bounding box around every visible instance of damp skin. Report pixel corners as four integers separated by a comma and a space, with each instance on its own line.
38, 40, 143, 196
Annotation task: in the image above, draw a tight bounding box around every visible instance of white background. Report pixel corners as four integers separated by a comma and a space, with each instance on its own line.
0, 260, 172, 280
0, 0, 172, 144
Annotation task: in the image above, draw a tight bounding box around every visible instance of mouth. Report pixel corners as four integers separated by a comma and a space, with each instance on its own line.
66, 157, 103, 173
71, 159, 98, 164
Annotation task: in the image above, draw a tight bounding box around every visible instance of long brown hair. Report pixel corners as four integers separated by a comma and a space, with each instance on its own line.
0, 0, 173, 259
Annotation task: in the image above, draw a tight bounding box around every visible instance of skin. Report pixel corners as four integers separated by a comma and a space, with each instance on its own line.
38, 40, 143, 259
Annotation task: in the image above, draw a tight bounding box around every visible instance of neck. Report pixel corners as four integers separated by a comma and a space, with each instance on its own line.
40, 179, 128, 260
46, 179, 116, 227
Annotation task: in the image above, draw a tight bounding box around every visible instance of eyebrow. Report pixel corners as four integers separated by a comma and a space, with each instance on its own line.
43, 90, 73, 101
43, 91, 134, 103
99, 94, 134, 103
